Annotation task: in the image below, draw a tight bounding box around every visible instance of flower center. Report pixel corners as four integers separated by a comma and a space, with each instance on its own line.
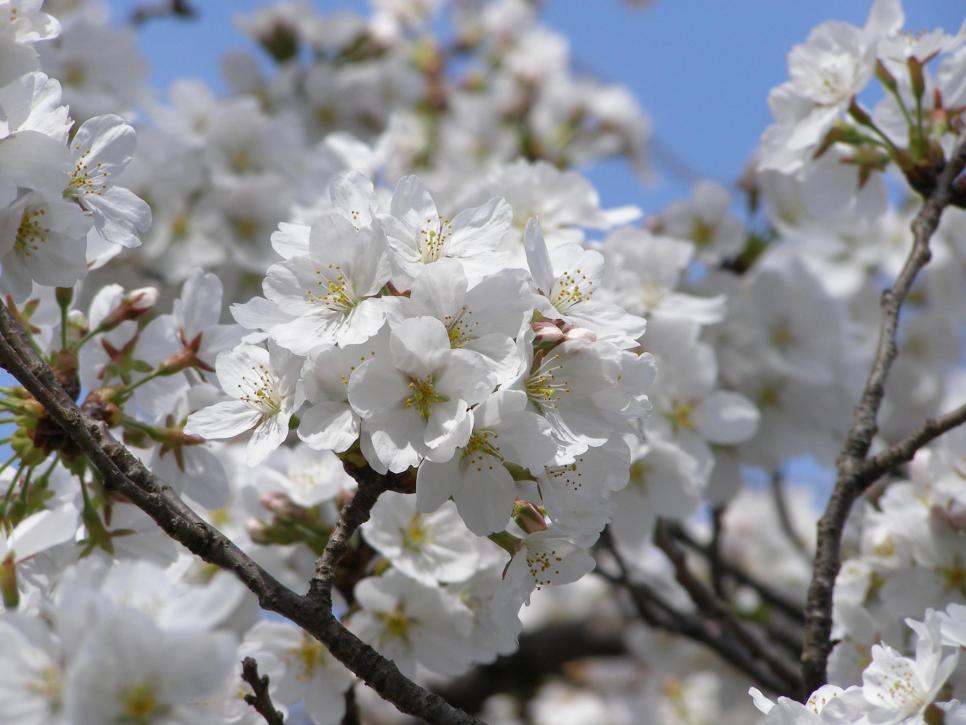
461, 430, 503, 472
308, 264, 358, 315
26, 664, 62, 712
404, 375, 447, 420
419, 216, 453, 264
550, 268, 594, 311
377, 605, 412, 644
69, 147, 108, 197
239, 364, 281, 414
15, 207, 48, 256
118, 682, 166, 724
525, 354, 570, 410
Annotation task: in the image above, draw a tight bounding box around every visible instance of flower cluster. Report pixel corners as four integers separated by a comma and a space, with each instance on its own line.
0, 0, 964, 723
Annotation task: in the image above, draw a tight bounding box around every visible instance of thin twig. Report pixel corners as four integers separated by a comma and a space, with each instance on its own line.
863, 401, 966, 478
599, 529, 792, 694
709, 505, 727, 598
668, 523, 805, 624
241, 657, 285, 725
801, 132, 966, 697
0, 303, 484, 725
131, 0, 196, 26
653, 522, 802, 694
769, 472, 811, 560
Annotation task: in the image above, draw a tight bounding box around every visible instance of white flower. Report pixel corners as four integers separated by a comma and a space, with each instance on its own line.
660, 180, 745, 263
0, 191, 91, 300
184, 343, 304, 465
361, 492, 482, 584
0, 614, 66, 724
759, 1, 901, 173
381, 175, 512, 282
64, 608, 237, 725
416, 390, 557, 535
501, 526, 596, 605
398, 259, 532, 385
525, 219, 647, 349
66, 114, 152, 249
862, 610, 959, 721
347, 316, 494, 472
0, 71, 71, 206
261, 211, 391, 354
601, 227, 726, 326
348, 569, 474, 677
263, 445, 355, 508
243, 621, 354, 725
0, 0, 60, 87
297, 328, 390, 453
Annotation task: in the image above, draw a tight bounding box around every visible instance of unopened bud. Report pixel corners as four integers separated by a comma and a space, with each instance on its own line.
245, 518, 271, 544
875, 59, 897, 92
531, 320, 564, 345
259, 491, 297, 518
907, 56, 925, 101
1, 556, 19, 610
55, 286, 73, 309
563, 327, 597, 343
101, 287, 159, 329
512, 499, 547, 534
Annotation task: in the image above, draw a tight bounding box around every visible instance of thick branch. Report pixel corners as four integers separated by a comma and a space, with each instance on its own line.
241, 657, 285, 725
0, 304, 483, 725
307, 471, 392, 607
801, 133, 966, 697
435, 619, 627, 714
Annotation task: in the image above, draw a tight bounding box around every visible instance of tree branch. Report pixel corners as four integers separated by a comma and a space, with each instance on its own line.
434, 619, 627, 714
863, 401, 966, 480
0, 303, 484, 725
801, 132, 966, 697
653, 522, 802, 694
667, 523, 805, 624
769, 472, 811, 560
241, 657, 285, 725
599, 529, 793, 694
131, 0, 196, 26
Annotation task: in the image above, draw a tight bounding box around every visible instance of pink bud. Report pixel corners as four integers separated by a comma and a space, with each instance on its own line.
531, 320, 564, 344
563, 327, 597, 343
245, 518, 270, 544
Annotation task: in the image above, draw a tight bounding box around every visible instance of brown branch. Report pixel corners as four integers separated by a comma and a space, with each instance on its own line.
709, 505, 727, 598
241, 657, 285, 725
341, 685, 360, 725
653, 522, 802, 694
863, 401, 966, 479
667, 523, 805, 624
131, 0, 196, 26
598, 529, 792, 694
0, 304, 484, 725
801, 132, 966, 698
435, 619, 627, 714
769, 472, 811, 560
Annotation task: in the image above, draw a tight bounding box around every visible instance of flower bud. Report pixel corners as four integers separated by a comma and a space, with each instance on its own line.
512, 499, 547, 534
259, 491, 297, 517
245, 518, 270, 545
531, 320, 564, 345
563, 326, 597, 343
100, 287, 159, 329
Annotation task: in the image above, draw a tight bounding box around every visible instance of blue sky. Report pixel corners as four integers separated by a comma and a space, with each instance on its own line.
110, 0, 963, 213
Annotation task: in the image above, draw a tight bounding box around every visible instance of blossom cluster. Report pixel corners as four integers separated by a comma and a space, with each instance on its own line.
0, 0, 964, 723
